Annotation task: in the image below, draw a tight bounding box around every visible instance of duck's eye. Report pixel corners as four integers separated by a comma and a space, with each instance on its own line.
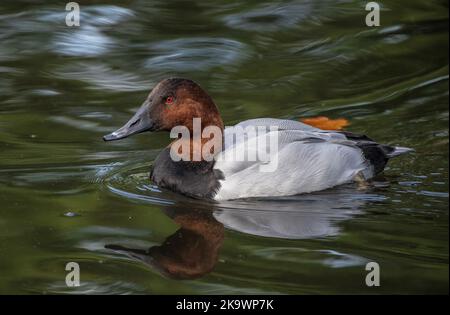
165, 96, 174, 105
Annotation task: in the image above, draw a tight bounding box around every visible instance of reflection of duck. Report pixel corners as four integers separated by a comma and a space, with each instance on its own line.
214, 190, 367, 239
106, 208, 224, 280
103, 78, 412, 200
105, 189, 370, 279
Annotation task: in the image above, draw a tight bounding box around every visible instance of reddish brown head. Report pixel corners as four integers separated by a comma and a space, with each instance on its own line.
103, 78, 223, 141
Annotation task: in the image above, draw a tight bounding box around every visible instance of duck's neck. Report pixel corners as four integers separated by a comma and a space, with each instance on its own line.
169, 115, 224, 162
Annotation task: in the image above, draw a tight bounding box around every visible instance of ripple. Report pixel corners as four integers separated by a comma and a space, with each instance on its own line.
37, 5, 134, 27
251, 247, 367, 268
107, 186, 175, 206
417, 190, 449, 198
46, 280, 144, 295
49, 115, 111, 132
223, 1, 313, 32
101, 162, 175, 206
383, 34, 410, 45
78, 226, 151, 237
50, 62, 154, 91
30, 89, 61, 96
76, 5, 135, 26
0, 5, 134, 59
144, 37, 250, 71
317, 250, 368, 268
52, 25, 116, 57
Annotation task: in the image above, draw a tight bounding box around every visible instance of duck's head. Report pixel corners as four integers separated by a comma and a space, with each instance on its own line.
103, 78, 223, 141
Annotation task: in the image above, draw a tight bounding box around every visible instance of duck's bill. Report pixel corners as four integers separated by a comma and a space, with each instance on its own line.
103, 124, 151, 141
103, 102, 154, 141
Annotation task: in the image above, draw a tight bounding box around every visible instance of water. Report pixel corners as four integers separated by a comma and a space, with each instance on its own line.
0, 0, 448, 294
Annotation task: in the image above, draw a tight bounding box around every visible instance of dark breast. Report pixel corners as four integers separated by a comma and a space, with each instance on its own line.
150, 147, 224, 199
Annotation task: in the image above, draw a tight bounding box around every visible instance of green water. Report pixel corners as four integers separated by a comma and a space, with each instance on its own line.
0, 0, 448, 294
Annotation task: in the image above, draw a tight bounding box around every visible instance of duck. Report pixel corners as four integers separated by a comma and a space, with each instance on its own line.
103, 78, 413, 200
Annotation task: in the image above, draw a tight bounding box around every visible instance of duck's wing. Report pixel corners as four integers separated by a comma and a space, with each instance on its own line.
219, 122, 353, 176
214, 126, 372, 200
233, 118, 320, 132
222, 118, 319, 152
223, 118, 354, 150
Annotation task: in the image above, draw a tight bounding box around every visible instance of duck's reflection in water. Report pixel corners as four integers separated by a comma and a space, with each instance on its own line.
214, 191, 368, 239
106, 207, 224, 279
106, 190, 372, 279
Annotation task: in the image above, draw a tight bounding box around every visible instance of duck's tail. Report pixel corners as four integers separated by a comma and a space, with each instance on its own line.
385, 146, 414, 158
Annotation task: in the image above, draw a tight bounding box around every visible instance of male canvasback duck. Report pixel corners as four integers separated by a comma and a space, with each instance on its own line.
103, 78, 413, 200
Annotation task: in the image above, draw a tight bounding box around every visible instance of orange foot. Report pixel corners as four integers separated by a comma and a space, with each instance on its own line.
300, 116, 350, 130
